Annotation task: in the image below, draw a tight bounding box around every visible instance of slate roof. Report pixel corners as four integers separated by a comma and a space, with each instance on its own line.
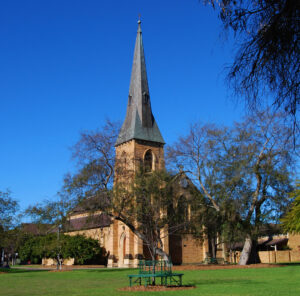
115, 21, 164, 146
64, 213, 111, 232
64, 191, 112, 231
71, 191, 111, 214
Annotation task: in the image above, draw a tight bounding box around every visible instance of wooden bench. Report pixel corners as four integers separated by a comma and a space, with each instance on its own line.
128, 260, 184, 287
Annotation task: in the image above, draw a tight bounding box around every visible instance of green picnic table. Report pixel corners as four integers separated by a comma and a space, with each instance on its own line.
128, 260, 184, 287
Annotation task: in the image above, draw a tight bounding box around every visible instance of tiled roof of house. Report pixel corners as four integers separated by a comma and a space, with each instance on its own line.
265, 237, 288, 246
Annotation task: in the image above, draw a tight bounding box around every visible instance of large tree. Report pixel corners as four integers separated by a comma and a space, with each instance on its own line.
0, 190, 19, 266
282, 181, 300, 233
0, 190, 18, 231
112, 169, 176, 260
167, 111, 296, 264
65, 119, 120, 194
60, 120, 154, 259
203, 0, 299, 135
63, 120, 191, 261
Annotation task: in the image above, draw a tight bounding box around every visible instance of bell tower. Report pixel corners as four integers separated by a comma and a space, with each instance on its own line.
108, 20, 169, 267
115, 20, 165, 184
108, 20, 166, 268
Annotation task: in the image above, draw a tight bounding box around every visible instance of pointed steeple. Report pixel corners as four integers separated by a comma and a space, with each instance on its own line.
115, 20, 165, 146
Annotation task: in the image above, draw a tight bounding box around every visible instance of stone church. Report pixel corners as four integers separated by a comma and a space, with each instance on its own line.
64, 20, 210, 267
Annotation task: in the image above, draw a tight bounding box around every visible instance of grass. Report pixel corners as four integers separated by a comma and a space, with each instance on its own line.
1, 265, 300, 296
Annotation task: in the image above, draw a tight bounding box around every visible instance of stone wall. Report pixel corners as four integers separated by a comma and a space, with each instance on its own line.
66, 227, 111, 250
288, 234, 300, 251
114, 139, 165, 184
42, 258, 74, 266
181, 235, 205, 264
258, 250, 300, 263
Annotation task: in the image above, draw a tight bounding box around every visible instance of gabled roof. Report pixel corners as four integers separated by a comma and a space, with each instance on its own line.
115, 20, 164, 146
70, 191, 111, 214
169, 171, 200, 201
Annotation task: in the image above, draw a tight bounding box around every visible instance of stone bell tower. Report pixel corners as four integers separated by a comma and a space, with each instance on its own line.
114, 20, 165, 183
108, 21, 166, 267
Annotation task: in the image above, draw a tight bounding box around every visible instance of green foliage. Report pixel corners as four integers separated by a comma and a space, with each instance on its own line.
18, 234, 105, 265
63, 235, 106, 265
0, 190, 19, 255
18, 234, 44, 263
112, 168, 175, 260
133, 169, 173, 228
282, 181, 300, 233
0, 190, 19, 231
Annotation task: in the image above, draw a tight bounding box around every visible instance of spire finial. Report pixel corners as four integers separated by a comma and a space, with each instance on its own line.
137, 15, 142, 33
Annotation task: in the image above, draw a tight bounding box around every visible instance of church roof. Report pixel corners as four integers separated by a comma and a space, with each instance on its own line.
64, 213, 112, 232
115, 21, 165, 146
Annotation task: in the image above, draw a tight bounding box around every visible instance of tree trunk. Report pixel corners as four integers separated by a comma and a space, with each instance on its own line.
239, 235, 252, 265
239, 235, 261, 265
248, 239, 260, 264
155, 247, 169, 261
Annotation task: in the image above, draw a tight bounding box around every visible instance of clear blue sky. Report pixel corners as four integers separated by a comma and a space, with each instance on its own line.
0, 0, 244, 211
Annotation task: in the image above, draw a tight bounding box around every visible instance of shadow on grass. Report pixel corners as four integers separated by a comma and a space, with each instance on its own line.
0, 268, 48, 274
82, 268, 137, 273
275, 262, 300, 266
188, 278, 255, 286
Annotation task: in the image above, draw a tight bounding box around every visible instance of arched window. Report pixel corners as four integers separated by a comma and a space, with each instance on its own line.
144, 150, 153, 172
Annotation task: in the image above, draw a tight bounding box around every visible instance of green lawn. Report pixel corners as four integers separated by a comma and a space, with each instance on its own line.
1, 266, 300, 296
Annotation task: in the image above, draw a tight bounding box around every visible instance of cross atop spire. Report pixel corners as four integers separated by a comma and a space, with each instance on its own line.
115, 21, 165, 146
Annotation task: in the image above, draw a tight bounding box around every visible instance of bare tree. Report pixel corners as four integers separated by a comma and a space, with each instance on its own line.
167, 111, 296, 265
63, 120, 187, 261
68, 119, 120, 193
203, 0, 299, 137
110, 169, 176, 261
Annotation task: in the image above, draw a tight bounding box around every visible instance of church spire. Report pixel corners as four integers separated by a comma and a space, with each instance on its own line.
115, 20, 165, 146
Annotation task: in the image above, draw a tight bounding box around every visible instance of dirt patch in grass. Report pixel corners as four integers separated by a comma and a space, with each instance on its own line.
172, 264, 284, 271
120, 285, 195, 292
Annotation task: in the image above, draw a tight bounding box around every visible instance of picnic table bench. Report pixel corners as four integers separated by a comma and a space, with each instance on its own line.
203, 257, 227, 264
128, 260, 184, 287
